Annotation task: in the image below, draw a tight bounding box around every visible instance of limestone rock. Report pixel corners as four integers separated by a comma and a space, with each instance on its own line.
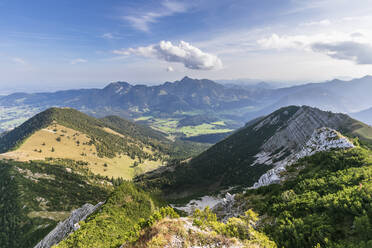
253, 126, 354, 188
34, 202, 104, 248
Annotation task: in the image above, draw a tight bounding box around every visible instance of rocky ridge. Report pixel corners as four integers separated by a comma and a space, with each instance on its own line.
34, 202, 104, 248
253, 127, 354, 188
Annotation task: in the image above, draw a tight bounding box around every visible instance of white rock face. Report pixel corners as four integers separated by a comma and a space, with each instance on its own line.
253, 127, 354, 188
34, 202, 104, 248
295, 127, 354, 158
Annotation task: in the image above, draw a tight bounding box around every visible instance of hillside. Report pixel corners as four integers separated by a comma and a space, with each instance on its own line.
53, 186, 275, 248
54, 181, 161, 248
234, 147, 372, 247
0, 159, 112, 248
0, 108, 206, 179
136, 106, 372, 198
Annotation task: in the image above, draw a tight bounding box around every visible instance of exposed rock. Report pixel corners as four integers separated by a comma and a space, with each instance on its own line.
212, 193, 241, 222
34, 202, 104, 248
171, 195, 222, 215
256, 106, 348, 153
253, 127, 354, 188
296, 127, 354, 158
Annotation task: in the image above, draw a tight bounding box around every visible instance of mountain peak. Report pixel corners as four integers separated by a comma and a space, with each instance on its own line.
180, 76, 192, 81
103, 81, 132, 94
178, 76, 198, 84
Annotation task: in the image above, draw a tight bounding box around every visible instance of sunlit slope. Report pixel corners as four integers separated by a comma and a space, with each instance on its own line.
0, 108, 175, 179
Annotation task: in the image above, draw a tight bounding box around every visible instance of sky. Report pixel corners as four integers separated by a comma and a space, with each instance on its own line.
1, 0, 372, 92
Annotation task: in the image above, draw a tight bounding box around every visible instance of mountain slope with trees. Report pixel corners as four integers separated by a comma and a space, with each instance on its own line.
0, 159, 112, 248
136, 106, 372, 198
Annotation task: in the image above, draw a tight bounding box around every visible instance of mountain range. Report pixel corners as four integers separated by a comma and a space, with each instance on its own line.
1, 75, 372, 137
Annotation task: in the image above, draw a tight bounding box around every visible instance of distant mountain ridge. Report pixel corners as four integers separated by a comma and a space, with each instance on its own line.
1, 75, 372, 136
0, 76, 257, 116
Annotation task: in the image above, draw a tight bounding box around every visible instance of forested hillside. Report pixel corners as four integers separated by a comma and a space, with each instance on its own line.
136, 106, 372, 198
0, 159, 112, 248
238, 147, 372, 247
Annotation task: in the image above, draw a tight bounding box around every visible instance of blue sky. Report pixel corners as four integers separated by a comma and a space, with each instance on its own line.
1, 0, 372, 92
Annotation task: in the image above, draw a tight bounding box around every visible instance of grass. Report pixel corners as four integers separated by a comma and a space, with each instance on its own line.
211, 121, 226, 126
0, 123, 165, 179
134, 116, 153, 121
27, 211, 71, 221
146, 118, 233, 137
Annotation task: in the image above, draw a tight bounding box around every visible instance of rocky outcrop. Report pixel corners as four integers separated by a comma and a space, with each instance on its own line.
212, 193, 241, 222
34, 202, 104, 248
256, 106, 348, 153
253, 127, 354, 188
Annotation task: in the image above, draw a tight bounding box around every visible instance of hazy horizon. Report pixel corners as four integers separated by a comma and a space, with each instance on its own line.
1, 74, 371, 95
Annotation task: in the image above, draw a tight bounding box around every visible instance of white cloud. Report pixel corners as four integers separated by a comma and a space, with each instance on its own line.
124, 1, 188, 32
257, 30, 372, 65
12, 57, 26, 65
102, 33, 114, 39
114, 40, 223, 70
257, 34, 308, 50
166, 66, 174, 72
70, 58, 87, 65
301, 19, 331, 26
312, 41, 372, 64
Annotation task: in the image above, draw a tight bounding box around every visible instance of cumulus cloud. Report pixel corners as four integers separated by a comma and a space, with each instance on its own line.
312, 41, 372, 64
70, 58, 87, 65
124, 1, 188, 32
166, 66, 174, 72
114, 40, 223, 70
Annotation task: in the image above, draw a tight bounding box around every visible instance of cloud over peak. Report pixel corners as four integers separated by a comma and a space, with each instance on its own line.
114, 40, 223, 70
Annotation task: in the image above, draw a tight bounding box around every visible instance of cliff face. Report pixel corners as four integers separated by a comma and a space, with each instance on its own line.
34, 202, 104, 248
256, 106, 348, 153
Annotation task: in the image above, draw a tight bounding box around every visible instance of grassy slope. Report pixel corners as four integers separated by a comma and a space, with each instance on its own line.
0, 159, 112, 248
0, 107, 208, 179
0, 123, 162, 179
